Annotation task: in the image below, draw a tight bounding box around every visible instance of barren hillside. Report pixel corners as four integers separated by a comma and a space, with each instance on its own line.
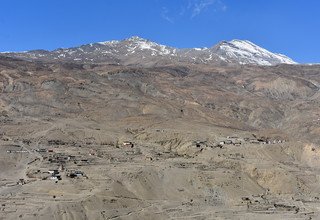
0, 55, 320, 219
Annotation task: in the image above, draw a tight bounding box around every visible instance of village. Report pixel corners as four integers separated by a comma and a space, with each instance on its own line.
193, 134, 287, 149
1, 132, 289, 187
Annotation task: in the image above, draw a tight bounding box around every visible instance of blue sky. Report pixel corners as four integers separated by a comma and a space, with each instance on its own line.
0, 0, 319, 63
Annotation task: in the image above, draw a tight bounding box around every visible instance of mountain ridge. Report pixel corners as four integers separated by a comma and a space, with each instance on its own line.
1, 36, 297, 66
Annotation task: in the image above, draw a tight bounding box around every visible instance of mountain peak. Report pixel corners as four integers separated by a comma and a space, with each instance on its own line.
126, 36, 148, 42
215, 39, 297, 65
98, 36, 151, 46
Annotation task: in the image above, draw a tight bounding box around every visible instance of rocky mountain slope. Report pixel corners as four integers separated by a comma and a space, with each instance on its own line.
1, 36, 297, 66
0, 53, 319, 219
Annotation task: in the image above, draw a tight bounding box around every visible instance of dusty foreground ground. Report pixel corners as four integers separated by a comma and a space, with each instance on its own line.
0, 57, 320, 219
1, 124, 320, 220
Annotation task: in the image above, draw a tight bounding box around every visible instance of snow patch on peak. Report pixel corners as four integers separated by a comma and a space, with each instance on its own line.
217, 39, 297, 65
192, 47, 208, 51
229, 40, 271, 55
137, 41, 157, 50
125, 37, 173, 56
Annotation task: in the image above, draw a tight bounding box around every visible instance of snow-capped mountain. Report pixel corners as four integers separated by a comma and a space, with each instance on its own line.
213, 40, 296, 65
99, 36, 176, 56
1, 37, 297, 66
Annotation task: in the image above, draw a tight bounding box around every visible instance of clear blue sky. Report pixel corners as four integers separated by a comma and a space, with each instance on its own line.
0, 0, 319, 63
